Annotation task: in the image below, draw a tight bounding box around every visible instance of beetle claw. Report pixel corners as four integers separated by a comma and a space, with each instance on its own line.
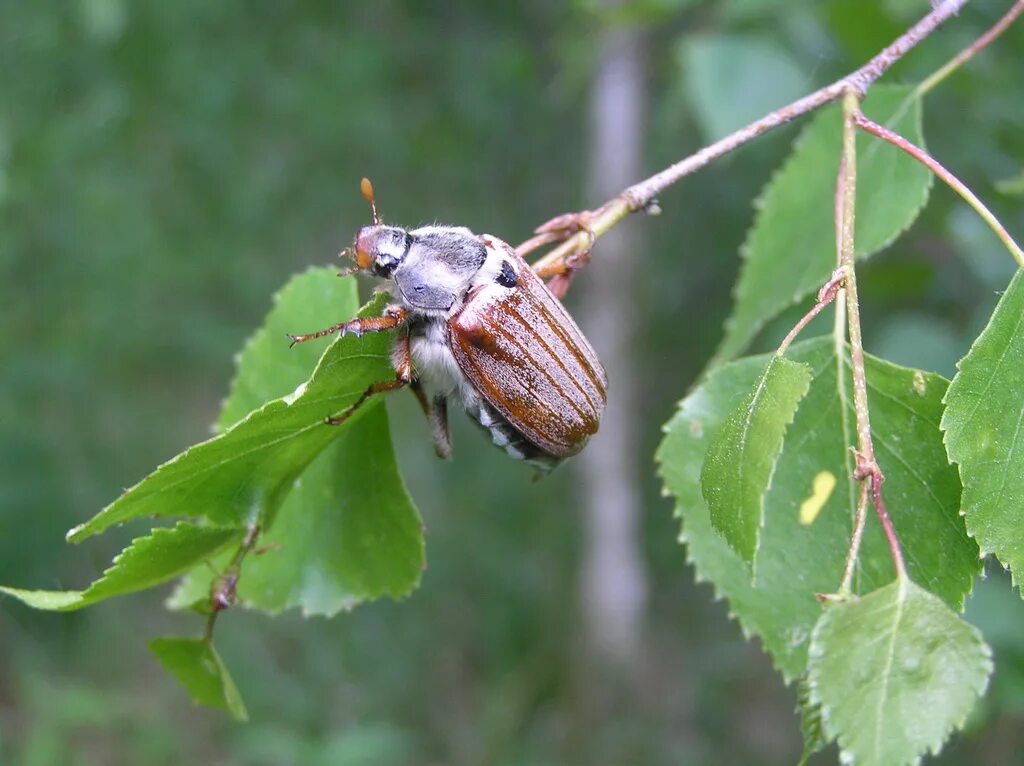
534, 210, 594, 235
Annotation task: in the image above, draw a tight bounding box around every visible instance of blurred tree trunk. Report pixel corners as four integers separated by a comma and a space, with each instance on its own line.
577, 11, 649, 677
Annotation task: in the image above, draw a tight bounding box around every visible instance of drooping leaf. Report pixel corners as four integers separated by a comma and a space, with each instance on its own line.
150, 637, 249, 721
66, 272, 395, 541
808, 578, 991, 766
0, 522, 240, 611
167, 266, 423, 616
942, 268, 1024, 594
656, 337, 977, 680
714, 86, 932, 363
681, 34, 808, 142
700, 355, 812, 567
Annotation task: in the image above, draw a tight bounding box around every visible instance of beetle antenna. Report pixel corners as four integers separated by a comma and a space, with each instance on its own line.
360, 177, 380, 225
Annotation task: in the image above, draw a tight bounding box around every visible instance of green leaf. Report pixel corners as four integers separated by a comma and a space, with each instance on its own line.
808, 578, 992, 766
150, 637, 249, 721
681, 34, 808, 142
714, 86, 932, 363
169, 403, 424, 616
942, 268, 1024, 594
168, 266, 423, 616
66, 270, 395, 541
700, 355, 812, 566
218, 266, 358, 431
656, 337, 978, 680
0, 522, 240, 611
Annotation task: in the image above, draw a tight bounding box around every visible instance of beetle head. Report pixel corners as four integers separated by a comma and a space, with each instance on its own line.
341, 178, 410, 278
353, 224, 409, 277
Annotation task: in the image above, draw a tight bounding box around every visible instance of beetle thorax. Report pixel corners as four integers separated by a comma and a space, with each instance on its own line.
377, 226, 491, 318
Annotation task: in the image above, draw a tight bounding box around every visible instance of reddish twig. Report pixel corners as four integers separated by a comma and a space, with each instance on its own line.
838, 482, 871, 596
777, 269, 846, 357
837, 91, 907, 581
204, 524, 261, 643
852, 111, 1024, 266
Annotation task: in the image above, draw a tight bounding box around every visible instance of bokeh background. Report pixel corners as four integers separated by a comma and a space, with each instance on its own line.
2, 1, 1024, 764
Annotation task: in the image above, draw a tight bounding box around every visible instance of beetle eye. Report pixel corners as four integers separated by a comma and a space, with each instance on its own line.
372, 257, 397, 278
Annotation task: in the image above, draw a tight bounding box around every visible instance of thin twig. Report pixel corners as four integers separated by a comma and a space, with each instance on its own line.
831, 153, 859, 590
527, 0, 971, 275
837, 90, 907, 581
838, 482, 870, 596
917, 0, 1024, 97
853, 111, 1024, 266
776, 269, 845, 357
204, 524, 261, 643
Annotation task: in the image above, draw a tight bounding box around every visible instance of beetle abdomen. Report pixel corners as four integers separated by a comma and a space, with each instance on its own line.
465, 399, 560, 472
448, 239, 607, 459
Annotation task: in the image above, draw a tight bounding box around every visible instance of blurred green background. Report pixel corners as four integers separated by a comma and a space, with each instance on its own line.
2, 1, 1023, 764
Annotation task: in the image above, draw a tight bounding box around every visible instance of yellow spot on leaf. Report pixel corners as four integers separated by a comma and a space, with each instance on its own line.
800, 471, 836, 525
912, 370, 927, 396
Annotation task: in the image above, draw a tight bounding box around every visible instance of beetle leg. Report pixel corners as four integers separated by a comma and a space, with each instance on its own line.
287, 306, 407, 347
430, 395, 452, 459
399, 330, 451, 458
324, 327, 412, 426
515, 230, 567, 259
534, 209, 596, 236
521, 210, 597, 300
517, 209, 597, 259
409, 379, 430, 418
543, 223, 595, 300
324, 377, 408, 426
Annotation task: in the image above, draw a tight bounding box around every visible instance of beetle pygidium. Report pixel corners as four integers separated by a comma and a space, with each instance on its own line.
288, 179, 607, 472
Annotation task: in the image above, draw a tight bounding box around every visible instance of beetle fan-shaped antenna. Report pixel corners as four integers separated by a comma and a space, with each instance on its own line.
360, 177, 380, 225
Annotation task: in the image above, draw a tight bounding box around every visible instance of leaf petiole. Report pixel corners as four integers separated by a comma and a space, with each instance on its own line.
853, 110, 1024, 267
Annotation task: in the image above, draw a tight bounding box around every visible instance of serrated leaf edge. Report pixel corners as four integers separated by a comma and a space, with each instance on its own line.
656, 339, 977, 683
806, 579, 993, 766
2, 522, 241, 611
66, 292, 391, 543
701, 357, 812, 571
939, 269, 1024, 592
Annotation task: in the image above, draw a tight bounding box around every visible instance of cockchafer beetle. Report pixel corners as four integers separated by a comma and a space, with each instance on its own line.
287, 179, 607, 473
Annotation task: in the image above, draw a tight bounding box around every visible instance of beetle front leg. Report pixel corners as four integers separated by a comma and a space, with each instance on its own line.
287, 306, 408, 348
515, 230, 567, 259
522, 211, 597, 300
517, 210, 597, 260
542, 227, 595, 301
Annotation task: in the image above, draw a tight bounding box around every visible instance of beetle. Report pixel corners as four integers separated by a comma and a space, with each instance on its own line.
287, 179, 607, 472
